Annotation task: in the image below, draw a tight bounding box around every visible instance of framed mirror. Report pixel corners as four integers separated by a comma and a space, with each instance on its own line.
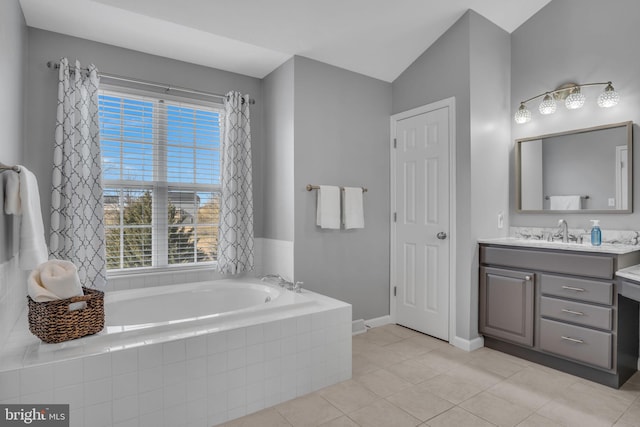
516, 121, 633, 213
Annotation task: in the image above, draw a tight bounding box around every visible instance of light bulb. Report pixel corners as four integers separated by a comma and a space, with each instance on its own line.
538, 93, 557, 115
597, 82, 620, 108
565, 88, 585, 109
514, 103, 531, 124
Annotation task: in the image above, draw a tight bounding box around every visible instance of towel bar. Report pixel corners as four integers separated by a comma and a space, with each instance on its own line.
0, 163, 20, 173
544, 195, 589, 200
306, 184, 367, 192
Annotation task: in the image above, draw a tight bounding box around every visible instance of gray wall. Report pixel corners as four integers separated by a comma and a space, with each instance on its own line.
393, 13, 472, 340
468, 14, 511, 341
0, 0, 28, 347
0, 0, 27, 259
262, 59, 295, 242
293, 56, 392, 321
392, 11, 510, 342
24, 28, 265, 240
511, 0, 640, 229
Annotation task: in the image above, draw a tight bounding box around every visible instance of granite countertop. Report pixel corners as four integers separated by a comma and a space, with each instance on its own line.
616, 265, 640, 282
478, 237, 640, 255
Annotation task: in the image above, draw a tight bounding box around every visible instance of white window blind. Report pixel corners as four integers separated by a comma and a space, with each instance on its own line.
99, 89, 223, 271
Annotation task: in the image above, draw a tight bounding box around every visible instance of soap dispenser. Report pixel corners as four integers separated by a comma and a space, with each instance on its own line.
590, 220, 602, 246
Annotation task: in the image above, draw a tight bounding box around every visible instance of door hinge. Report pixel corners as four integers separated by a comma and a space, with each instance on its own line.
393, 138, 397, 148
394, 286, 397, 297
393, 212, 397, 222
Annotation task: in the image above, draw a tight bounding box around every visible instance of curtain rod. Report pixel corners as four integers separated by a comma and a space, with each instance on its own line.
46, 61, 255, 105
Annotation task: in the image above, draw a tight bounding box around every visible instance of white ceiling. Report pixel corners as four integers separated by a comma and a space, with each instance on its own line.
19, 0, 552, 82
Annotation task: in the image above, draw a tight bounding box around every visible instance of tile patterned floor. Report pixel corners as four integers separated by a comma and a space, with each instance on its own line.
219, 324, 640, 427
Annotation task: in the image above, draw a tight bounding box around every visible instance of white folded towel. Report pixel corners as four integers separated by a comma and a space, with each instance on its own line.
4, 166, 49, 270
4, 170, 20, 215
342, 187, 365, 229
550, 195, 581, 210
28, 260, 84, 302
316, 185, 341, 229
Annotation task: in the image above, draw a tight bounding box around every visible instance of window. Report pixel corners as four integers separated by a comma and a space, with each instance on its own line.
99, 89, 223, 272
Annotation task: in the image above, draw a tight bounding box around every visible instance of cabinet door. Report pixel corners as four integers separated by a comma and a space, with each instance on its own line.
480, 267, 534, 346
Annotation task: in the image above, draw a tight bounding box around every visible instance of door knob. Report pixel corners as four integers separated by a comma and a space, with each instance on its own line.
436, 232, 447, 240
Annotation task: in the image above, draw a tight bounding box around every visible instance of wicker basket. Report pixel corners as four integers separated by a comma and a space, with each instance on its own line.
27, 287, 105, 343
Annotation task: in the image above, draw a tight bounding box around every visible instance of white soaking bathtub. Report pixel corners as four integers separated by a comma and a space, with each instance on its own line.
104, 279, 312, 333
0, 278, 352, 427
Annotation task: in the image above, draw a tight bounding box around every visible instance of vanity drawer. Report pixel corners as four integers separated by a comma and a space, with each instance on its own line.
540, 296, 613, 330
540, 274, 613, 305
539, 318, 612, 370
480, 246, 614, 279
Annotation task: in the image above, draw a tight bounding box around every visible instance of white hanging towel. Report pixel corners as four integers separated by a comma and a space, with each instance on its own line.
4, 171, 20, 215
342, 187, 365, 229
316, 185, 341, 229
549, 195, 581, 210
4, 166, 49, 270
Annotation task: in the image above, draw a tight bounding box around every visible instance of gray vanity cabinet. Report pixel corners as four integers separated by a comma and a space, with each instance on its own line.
479, 243, 640, 388
479, 267, 534, 347
538, 273, 614, 369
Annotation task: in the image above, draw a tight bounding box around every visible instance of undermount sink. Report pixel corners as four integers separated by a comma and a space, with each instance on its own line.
477, 237, 640, 255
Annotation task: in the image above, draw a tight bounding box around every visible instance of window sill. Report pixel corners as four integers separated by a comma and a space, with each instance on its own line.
107, 263, 216, 278
105, 264, 218, 291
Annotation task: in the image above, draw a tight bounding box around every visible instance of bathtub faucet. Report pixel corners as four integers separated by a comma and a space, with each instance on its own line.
260, 274, 303, 293
260, 274, 289, 288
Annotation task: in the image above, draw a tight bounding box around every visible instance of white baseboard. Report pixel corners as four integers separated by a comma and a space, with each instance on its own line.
450, 335, 484, 352
364, 315, 392, 329
352, 315, 392, 335
352, 319, 366, 335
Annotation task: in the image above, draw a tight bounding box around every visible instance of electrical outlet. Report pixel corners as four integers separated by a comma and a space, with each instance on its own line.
497, 212, 504, 229
608, 198, 616, 207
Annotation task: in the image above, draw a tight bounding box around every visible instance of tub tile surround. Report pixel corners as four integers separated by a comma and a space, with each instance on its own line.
0, 288, 351, 427
0, 256, 27, 352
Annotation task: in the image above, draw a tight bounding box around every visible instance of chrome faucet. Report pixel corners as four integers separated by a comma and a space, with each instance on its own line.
260, 274, 303, 293
260, 274, 288, 287
557, 219, 568, 243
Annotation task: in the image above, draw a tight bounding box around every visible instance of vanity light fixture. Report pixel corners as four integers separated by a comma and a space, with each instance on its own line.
538, 93, 557, 115
514, 81, 619, 124
564, 86, 586, 110
597, 82, 620, 108
514, 103, 532, 124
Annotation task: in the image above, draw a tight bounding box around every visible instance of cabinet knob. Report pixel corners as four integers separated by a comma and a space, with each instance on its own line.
524, 275, 532, 281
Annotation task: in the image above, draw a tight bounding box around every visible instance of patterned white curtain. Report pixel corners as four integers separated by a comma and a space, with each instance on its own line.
217, 91, 254, 274
50, 58, 106, 288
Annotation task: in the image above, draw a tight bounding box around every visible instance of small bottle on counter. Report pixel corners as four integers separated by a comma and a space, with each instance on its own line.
590, 220, 602, 246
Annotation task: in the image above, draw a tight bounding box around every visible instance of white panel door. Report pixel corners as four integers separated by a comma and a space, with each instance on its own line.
394, 105, 450, 340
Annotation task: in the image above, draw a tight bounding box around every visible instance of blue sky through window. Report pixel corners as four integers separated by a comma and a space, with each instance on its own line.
99, 94, 154, 182
99, 94, 221, 186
